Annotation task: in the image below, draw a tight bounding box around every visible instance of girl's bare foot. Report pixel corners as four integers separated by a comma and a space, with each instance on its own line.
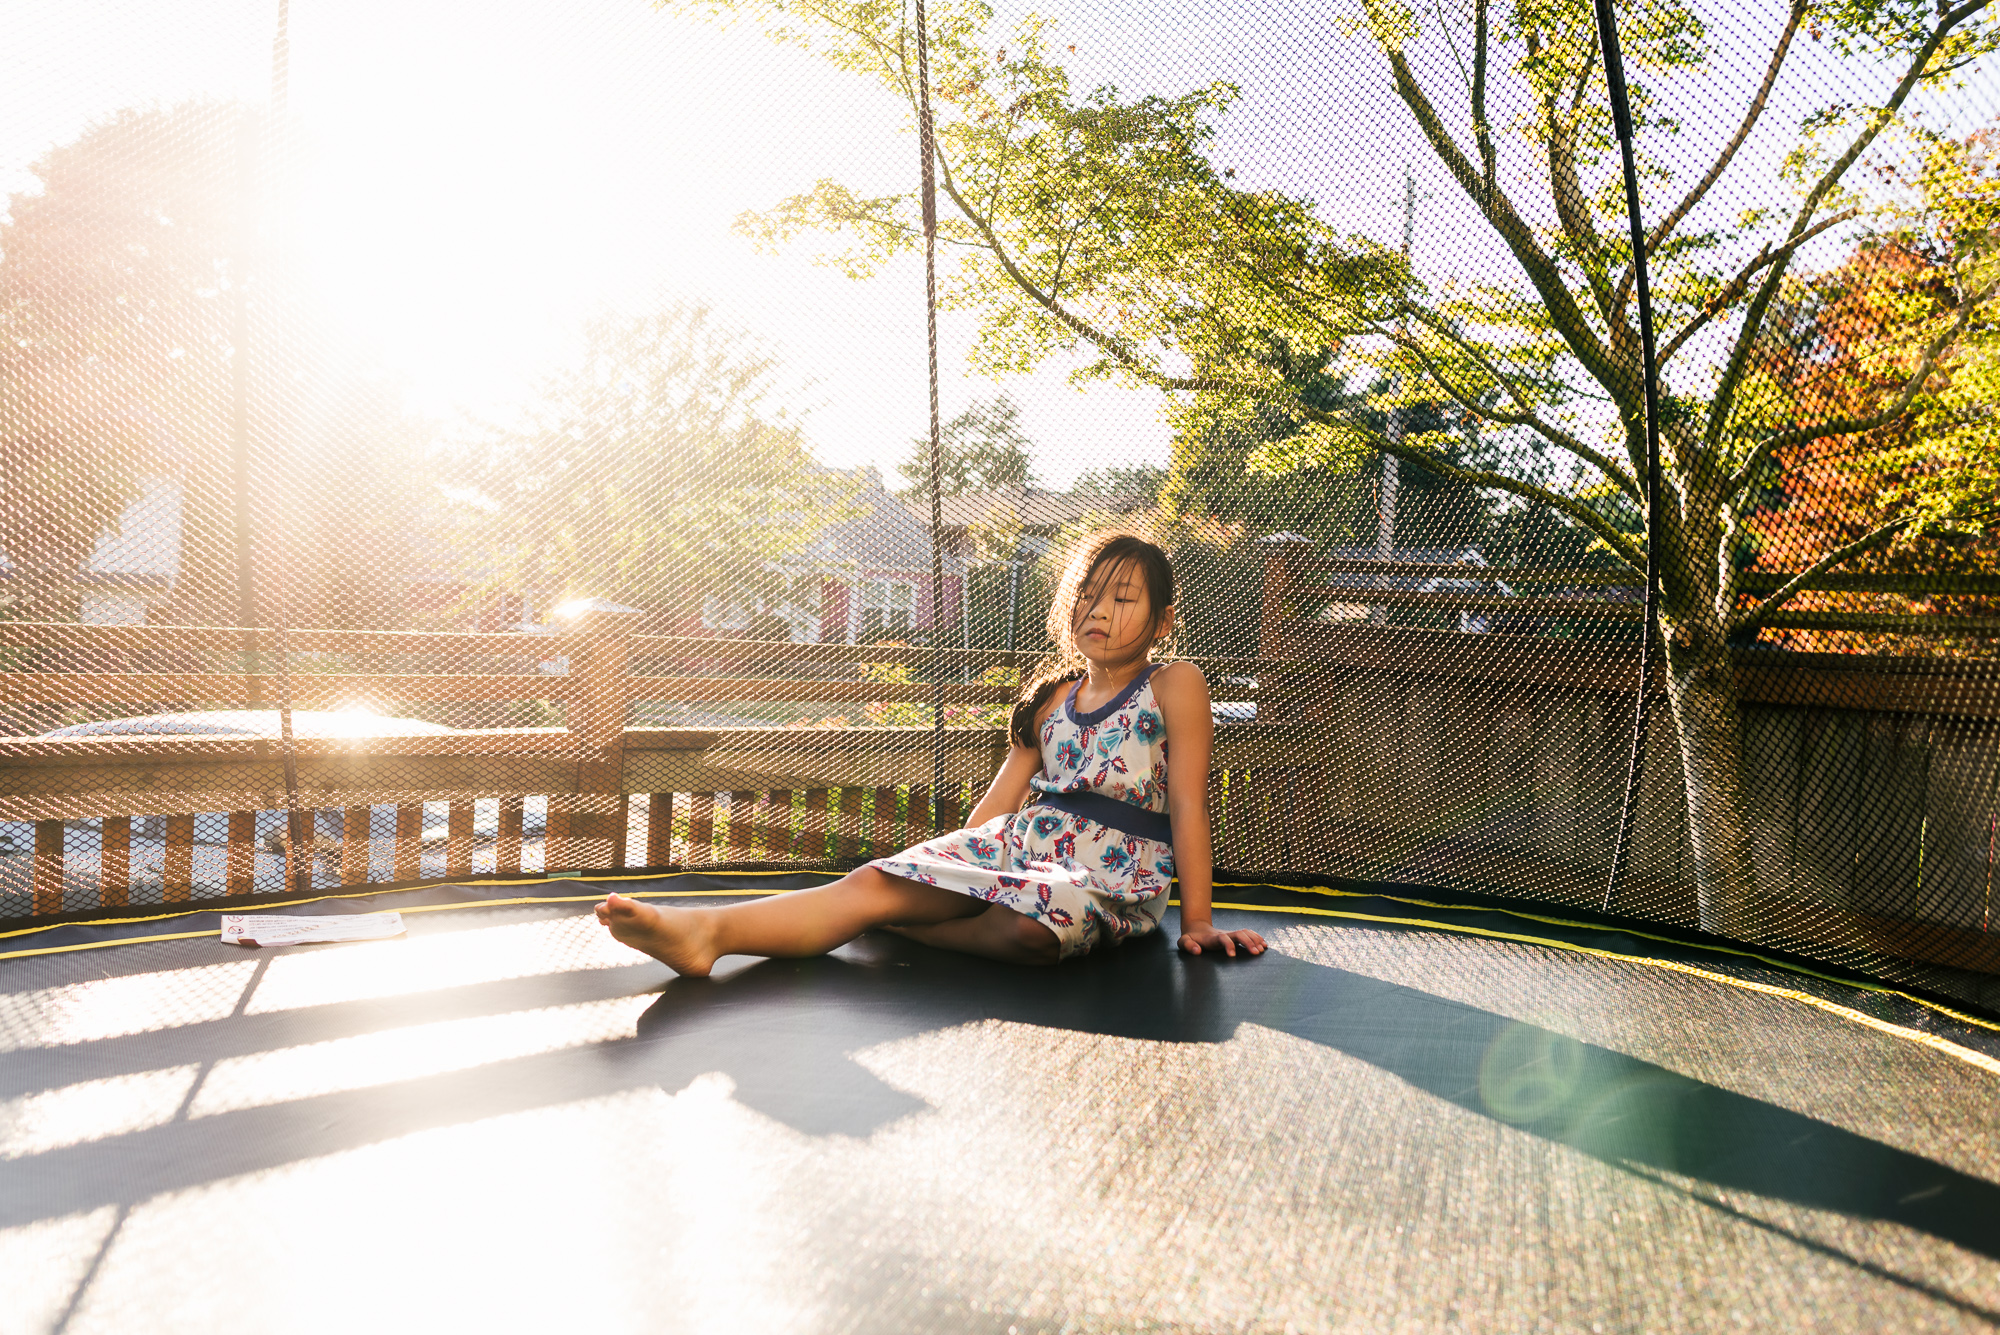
594, 893, 720, 976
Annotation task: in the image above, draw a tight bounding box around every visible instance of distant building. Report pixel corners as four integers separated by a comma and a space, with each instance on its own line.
678, 467, 962, 645
0, 476, 187, 625
20, 466, 1132, 645
79, 477, 186, 624
1315, 545, 1638, 634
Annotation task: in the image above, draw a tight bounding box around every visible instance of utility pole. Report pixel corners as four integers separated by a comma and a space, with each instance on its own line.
1003, 550, 1022, 655
1373, 167, 1420, 620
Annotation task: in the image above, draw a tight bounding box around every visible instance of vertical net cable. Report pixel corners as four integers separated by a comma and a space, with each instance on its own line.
916, 0, 948, 831
264, 0, 310, 895
1594, 0, 1663, 914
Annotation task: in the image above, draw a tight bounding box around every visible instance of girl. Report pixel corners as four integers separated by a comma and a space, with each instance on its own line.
594, 531, 1266, 971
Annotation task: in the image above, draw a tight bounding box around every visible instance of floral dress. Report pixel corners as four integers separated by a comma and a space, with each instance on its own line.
869, 663, 1178, 959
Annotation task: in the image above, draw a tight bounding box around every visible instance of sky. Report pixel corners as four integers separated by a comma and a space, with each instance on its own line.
2, 0, 1993, 488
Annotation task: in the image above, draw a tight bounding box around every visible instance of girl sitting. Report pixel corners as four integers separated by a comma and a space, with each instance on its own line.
594, 531, 1267, 970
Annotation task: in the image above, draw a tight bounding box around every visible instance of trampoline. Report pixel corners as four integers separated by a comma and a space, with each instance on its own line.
4, 0, 1999, 1328
5, 873, 1999, 1332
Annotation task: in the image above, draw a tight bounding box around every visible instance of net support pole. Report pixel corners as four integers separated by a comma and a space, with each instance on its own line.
230, 113, 261, 683
1595, 0, 1663, 913
264, 0, 310, 894
1373, 167, 1418, 623
914, 0, 948, 831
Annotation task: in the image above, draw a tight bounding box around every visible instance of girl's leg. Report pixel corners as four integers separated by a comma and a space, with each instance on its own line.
889, 906, 1059, 966
594, 866, 983, 977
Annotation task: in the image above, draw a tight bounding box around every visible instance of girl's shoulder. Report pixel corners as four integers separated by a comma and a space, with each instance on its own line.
1147, 659, 1209, 697
1146, 660, 1211, 715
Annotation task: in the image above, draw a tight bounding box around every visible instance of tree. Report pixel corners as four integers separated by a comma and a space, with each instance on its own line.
439, 305, 851, 631
895, 392, 1036, 497
681, 0, 1999, 932
0, 103, 241, 624
0, 101, 434, 634
1742, 128, 2000, 652
1159, 344, 1500, 552
277, 367, 437, 632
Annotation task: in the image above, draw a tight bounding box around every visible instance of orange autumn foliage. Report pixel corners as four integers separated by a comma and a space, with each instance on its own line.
1740, 238, 1997, 655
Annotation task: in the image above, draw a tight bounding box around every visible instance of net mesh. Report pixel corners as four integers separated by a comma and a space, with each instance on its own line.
2, 0, 1996, 1007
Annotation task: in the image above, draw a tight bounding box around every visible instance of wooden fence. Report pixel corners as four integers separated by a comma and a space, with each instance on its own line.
4, 548, 1996, 985
1276, 618, 2000, 979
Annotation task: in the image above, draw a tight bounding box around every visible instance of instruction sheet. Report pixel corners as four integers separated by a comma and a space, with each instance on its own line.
220, 912, 405, 947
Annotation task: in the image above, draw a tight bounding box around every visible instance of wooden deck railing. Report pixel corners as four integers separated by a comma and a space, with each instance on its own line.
0, 617, 1307, 916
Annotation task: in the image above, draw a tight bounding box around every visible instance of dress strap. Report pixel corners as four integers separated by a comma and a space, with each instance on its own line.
1067, 662, 1162, 727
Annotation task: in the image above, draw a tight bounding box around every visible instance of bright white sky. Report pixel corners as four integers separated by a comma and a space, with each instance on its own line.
3, 0, 1992, 487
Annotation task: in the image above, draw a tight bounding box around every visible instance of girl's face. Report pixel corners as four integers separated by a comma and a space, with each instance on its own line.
1070, 558, 1171, 667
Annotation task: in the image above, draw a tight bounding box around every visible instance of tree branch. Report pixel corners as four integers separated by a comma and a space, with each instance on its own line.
1702, 0, 1994, 453
1721, 278, 1994, 501
1387, 326, 1643, 500
1567, 38, 1599, 117
900, 75, 1273, 399
1300, 402, 1646, 570
1538, 34, 1618, 325
1380, 48, 1628, 398
1611, 0, 1807, 316
924, 136, 1157, 373
1472, 0, 1495, 204
1655, 207, 1858, 365
982, 88, 1032, 224
1728, 514, 1912, 636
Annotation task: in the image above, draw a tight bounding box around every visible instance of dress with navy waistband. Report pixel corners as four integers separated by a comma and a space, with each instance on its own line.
867, 662, 1179, 959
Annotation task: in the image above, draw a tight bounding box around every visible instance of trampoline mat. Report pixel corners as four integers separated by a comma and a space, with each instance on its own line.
4, 874, 2000, 1333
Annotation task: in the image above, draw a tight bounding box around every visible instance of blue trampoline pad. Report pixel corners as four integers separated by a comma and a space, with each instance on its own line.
2, 872, 1998, 1332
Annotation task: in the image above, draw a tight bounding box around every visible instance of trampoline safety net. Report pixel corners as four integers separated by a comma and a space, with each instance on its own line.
2, 0, 1997, 1012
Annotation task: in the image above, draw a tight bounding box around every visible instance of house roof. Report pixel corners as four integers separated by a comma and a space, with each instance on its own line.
790, 467, 941, 574
1318, 546, 1635, 602
0, 476, 185, 587
1322, 545, 1507, 594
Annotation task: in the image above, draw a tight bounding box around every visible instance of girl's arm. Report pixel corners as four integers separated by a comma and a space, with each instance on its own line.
1153, 661, 1267, 959
965, 684, 1067, 829
964, 742, 1042, 827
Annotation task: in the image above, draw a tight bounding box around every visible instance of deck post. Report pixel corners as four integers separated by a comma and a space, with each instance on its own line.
100, 815, 131, 908
342, 806, 371, 886
554, 597, 645, 870
164, 814, 195, 902
497, 796, 525, 873
645, 793, 675, 867
447, 800, 474, 879
33, 819, 64, 915
1255, 532, 1311, 662
1256, 532, 1311, 723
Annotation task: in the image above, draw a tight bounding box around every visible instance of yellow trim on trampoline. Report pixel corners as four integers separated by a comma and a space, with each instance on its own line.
0, 867, 835, 946
0, 886, 832, 961
1211, 879, 2000, 1037
1204, 899, 2000, 1079
3, 929, 216, 958
4, 872, 1994, 1077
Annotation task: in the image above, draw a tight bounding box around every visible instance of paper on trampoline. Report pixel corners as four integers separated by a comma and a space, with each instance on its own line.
219, 913, 405, 948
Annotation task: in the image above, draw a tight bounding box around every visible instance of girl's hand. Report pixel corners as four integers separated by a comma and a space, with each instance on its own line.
1177, 924, 1267, 958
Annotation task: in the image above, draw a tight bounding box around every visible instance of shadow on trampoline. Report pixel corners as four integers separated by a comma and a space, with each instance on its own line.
628, 932, 2000, 1263
4, 919, 1997, 1272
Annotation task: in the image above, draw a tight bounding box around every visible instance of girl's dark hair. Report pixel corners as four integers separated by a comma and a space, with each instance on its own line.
1008, 531, 1177, 749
